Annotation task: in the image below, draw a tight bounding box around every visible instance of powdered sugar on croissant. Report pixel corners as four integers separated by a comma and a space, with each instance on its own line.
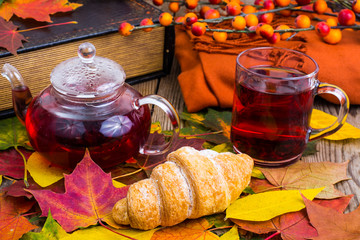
112, 146, 254, 230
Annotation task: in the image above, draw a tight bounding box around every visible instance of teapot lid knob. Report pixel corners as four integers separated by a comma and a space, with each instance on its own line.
78, 42, 96, 63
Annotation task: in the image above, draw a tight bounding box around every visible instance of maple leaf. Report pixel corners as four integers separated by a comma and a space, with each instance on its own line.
26, 150, 129, 232
151, 218, 219, 240
232, 195, 353, 240
303, 195, 360, 240
0, 0, 82, 22
0, 194, 38, 240
259, 161, 350, 199
0, 18, 26, 55
0, 148, 32, 179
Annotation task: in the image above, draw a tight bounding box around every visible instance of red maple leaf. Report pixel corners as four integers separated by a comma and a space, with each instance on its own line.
0, 17, 27, 55
0, 194, 38, 240
0, 0, 82, 22
26, 150, 129, 232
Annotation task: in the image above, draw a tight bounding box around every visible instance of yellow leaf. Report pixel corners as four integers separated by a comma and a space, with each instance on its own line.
27, 152, 68, 187
310, 109, 360, 140
226, 187, 324, 221
63, 225, 157, 240
0, 175, 2, 185
219, 225, 239, 240
112, 180, 126, 188
151, 121, 162, 134
251, 167, 265, 179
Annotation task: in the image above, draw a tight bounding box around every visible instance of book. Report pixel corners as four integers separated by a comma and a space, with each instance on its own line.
0, 0, 174, 118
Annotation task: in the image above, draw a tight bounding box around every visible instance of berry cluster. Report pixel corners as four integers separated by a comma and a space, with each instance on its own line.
118, 0, 360, 45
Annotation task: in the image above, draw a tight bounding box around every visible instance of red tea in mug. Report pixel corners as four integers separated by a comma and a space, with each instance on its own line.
231, 47, 349, 167
231, 66, 315, 166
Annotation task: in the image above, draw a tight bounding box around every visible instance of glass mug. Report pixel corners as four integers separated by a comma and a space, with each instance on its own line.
230, 47, 349, 167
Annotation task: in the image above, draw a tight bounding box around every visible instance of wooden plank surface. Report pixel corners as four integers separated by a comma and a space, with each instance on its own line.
133, 57, 360, 213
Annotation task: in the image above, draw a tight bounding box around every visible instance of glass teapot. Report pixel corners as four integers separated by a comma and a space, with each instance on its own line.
2, 42, 180, 170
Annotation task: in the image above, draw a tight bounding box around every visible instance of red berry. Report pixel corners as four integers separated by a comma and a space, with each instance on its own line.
184, 12, 198, 26
295, 15, 311, 28
263, 0, 275, 10
274, 0, 290, 7
226, 1, 242, 16
118, 22, 133, 36
315, 22, 330, 37
152, 0, 163, 6
254, 0, 264, 5
247, 25, 257, 38
140, 18, 154, 32
267, 32, 281, 44
258, 11, 274, 23
205, 9, 221, 19
313, 0, 327, 14
191, 22, 207, 36
185, 0, 198, 9
338, 9, 356, 26
159, 12, 173, 26
353, 0, 360, 13
212, 31, 228, 42
200, 6, 211, 18
257, 23, 274, 38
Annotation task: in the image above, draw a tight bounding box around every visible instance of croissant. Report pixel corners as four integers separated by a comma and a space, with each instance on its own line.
112, 146, 254, 230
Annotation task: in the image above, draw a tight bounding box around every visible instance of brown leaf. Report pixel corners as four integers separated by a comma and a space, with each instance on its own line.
303, 195, 360, 240
259, 161, 349, 199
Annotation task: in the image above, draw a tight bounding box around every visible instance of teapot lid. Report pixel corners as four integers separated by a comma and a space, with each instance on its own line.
50, 42, 126, 98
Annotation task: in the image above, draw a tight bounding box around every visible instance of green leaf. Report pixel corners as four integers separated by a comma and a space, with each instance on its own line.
302, 140, 318, 157
210, 142, 234, 153
21, 210, 69, 240
0, 117, 31, 150
251, 167, 265, 179
203, 109, 232, 140
226, 187, 324, 221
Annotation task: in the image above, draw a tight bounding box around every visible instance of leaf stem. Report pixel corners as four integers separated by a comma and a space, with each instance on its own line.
112, 168, 143, 180
180, 130, 224, 138
265, 231, 281, 240
99, 220, 137, 240
17, 21, 78, 33
14, 146, 29, 188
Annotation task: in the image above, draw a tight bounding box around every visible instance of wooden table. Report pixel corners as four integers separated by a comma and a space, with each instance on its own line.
132, 57, 360, 213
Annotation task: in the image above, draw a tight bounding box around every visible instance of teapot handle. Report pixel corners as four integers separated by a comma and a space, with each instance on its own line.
134, 94, 180, 155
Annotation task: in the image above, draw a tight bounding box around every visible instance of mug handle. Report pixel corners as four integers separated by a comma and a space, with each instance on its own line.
133, 94, 180, 154
309, 83, 350, 141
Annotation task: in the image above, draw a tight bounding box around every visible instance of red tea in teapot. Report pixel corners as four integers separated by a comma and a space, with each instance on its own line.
25, 86, 151, 170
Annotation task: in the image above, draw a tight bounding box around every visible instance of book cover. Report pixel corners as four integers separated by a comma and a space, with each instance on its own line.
0, 0, 174, 117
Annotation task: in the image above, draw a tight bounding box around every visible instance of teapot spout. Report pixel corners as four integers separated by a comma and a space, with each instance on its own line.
2, 64, 33, 124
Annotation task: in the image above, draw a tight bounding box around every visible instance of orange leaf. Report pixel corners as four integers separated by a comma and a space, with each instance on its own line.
26, 150, 129, 232
0, 194, 38, 240
151, 218, 219, 240
0, 0, 82, 22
